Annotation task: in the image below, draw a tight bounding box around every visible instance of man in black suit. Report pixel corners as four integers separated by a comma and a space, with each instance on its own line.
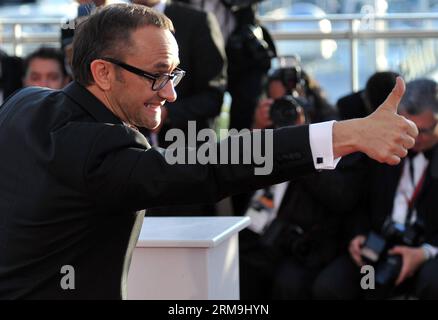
133, 0, 226, 146
0, 50, 23, 102
337, 71, 399, 120
0, 4, 418, 299
177, 0, 276, 131
313, 79, 438, 300
133, 0, 226, 215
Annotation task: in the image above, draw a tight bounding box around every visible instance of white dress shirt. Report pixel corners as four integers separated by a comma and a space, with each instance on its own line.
392, 153, 428, 225
309, 120, 341, 170
391, 152, 438, 259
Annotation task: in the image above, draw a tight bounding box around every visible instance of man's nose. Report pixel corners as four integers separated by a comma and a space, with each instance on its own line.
158, 80, 177, 103
37, 79, 49, 87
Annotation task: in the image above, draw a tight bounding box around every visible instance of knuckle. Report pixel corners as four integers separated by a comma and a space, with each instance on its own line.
381, 149, 390, 160
395, 133, 405, 144
409, 137, 416, 147
376, 151, 385, 162
388, 145, 397, 154
400, 119, 410, 130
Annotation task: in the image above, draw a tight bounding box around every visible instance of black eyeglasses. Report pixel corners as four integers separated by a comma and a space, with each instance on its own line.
100, 57, 185, 91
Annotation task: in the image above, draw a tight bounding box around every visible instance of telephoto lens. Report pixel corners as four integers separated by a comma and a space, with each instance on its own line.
375, 254, 403, 286
269, 95, 301, 128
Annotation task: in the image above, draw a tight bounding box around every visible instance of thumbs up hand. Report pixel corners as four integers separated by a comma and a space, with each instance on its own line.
333, 77, 418, 165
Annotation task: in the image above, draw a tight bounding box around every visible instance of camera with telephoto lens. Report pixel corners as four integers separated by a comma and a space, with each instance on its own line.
267, 66, 310, 128
269, 95, 305, 128
360, 218, 425, 287
269, 65, 306, 93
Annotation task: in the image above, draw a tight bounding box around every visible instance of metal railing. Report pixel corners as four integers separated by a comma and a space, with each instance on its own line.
0, 18, 63, 56
259, 13, 438, 92
2, 13, 438, 92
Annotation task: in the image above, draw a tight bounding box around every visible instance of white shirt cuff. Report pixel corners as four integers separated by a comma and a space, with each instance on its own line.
422, 243, 438, 260
309, 120, 341, 170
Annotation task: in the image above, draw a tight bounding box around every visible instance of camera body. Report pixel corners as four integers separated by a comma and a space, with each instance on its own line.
220, 0, 265, 10
260, 218, 309, 258
269, 95, 304, 128
361, 219, 425, 286
226, 24, 275, 73
267, 66, 309, 128
269, 65, 306, 93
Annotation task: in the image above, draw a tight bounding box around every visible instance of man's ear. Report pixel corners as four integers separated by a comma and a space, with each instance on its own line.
90, 59, 112, 90
62, 75, 72, 87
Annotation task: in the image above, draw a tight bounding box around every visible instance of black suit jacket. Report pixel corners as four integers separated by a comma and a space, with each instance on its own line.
347, 147, 438, 247
157, 2, 226, 146
241, 154, 367, 268
336, 90, 369, 120
0, 82, 315, 299
0, 55, 24, 101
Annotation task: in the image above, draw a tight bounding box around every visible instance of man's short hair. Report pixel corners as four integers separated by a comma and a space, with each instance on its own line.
24, 47, 68, 77
72, 3, 174, 86
364, 71, 399, 111
399, 78, 438, 115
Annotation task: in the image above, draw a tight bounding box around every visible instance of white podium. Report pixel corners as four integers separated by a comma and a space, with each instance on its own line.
127, 216, 250, 300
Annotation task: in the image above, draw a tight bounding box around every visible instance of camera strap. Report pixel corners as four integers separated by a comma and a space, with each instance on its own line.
404, 165, 427, 226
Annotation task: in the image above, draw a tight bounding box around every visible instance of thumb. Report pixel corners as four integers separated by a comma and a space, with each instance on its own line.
378, 76, 406, 114
389, 246, 404, 255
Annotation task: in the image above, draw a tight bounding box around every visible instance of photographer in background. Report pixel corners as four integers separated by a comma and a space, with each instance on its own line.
253, 63, 337, 130
23, 47, 70, 90
179, 0, 277, 215
238, 66, 366, 299
225, 0, 276, 130
0, 50, 23, 102
313, 79, 438, 300
177, 0, 276, 131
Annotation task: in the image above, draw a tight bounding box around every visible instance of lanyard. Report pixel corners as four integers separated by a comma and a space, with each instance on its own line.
403, 165, 428, 226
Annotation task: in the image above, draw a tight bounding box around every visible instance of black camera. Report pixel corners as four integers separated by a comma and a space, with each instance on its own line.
260, 218, 309, 258
361, 219, 425, 287
269, 95, 305, 128
269, 66, 306, 93
226, 24, 275, 73
220, 0, 265, 10
266, 65, 311, 128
